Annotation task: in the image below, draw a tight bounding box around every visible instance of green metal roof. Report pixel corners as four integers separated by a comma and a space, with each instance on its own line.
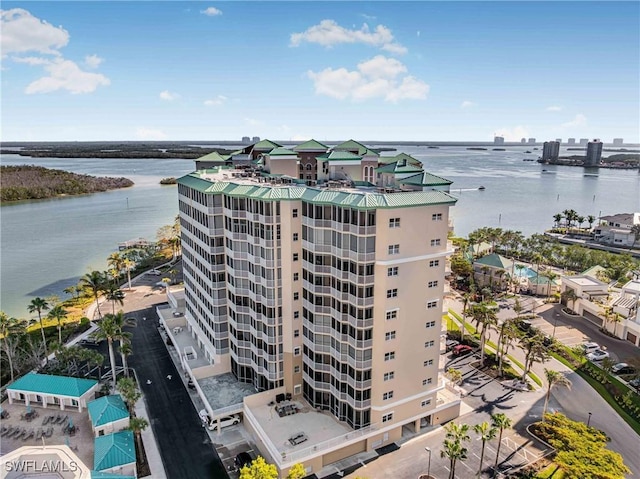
178, 173, 457, 209
196, 151, 228, 162
379, 152, 422, 167
375, 163, 398, 173
293, 139, 329, 152
398, 171, 453, 186
8, 373, 98, 398
332, 139, 379, 157
474, 253, 513, 270
88, 395, 129, 427
91, 472, 136, 479
94, 431, 136, 471
268, 147, 298, 156
252, 139, 282, 150
317, 151, 363, 162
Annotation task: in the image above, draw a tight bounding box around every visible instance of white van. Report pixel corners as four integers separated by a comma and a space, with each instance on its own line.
581, 342, 600, 354
208, 414, 240, 432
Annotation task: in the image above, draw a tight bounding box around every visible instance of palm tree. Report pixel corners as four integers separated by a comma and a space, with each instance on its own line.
94, 314, 124, 390
553, 213, 563, 229
461, 290, 475, 344
47, 304, 68, 345
0, 312, 28, 382
117, 377, 141, 413
542, 270, 559, 302
542, 369, 571, 418
27, 297, 50, 364
81, 271, 107, 319
630, 224, 640, 251
123, 258, 135, 290
496, 319, 518, 376
107, 252, 125, 282
587, 215, 596, 232
63, 286, 78, 301
576, 215, 585, 232
491, 413, 513, 473
474, 421, 498, 477
128, 417, 149, 462
104, 284, 125, 315
561, 288, 578, 313
441, 422, 470, 479
120, 339, 133, 378
470, 302, 498, 366
519, 334, 549, 382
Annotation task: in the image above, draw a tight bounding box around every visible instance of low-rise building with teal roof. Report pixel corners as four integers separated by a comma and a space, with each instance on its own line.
91, 471, 136, 479
93, 430, 136, 477
88, 395, 131, 437
7, 373, 99, 412
473, 253, 514, 290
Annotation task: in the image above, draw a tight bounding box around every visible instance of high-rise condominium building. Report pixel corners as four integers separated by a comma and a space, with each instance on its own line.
542, 141, 560, 162
585, 139, 603, 167
173, 139, 461, 475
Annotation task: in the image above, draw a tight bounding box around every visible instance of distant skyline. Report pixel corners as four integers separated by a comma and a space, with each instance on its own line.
1, 1, 639, 142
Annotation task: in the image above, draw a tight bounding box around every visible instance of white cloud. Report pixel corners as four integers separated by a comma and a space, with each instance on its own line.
416, 31, 421, 37
25, 58, 110, 94
561, 114, 587, 128
201, 7, 222, 16
1, 8, 69, 56
135, 128, 167, 140
204, 95, 227, 106
307, 55, 428, 103
290, 20, 407, 55
492, 126, 530, 142
84, 54, 103, 68
160, 90, 180, 101
461, 101, 476, 109
244, 117, 264, 127
11, 55, 49, 65
360, 13, 377, 21
546, 105, 562, 111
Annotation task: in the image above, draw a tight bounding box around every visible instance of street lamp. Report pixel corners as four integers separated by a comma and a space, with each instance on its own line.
587, 412, 592, 427
425, 447, 432, 479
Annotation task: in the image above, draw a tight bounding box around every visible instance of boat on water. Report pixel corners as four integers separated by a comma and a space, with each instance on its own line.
525, 150, 532, 153
478, 186, 486, 190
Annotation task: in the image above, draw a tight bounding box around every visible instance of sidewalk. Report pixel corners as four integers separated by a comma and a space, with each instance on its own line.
134, 396, 167, 479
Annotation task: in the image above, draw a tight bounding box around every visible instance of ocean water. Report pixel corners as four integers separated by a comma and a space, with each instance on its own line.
1, 146, 639, 317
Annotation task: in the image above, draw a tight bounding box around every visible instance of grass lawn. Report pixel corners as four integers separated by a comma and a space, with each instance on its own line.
537, 464, 566, 478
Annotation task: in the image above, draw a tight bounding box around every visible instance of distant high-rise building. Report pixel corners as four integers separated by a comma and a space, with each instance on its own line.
567, 138, 576, 145
494, 136, 504, 144
241, 136, 251, 144
555, 138, 562, 143
528, 138, 536, 144
579, 138, 589, 146
613, 138, 624, 146
521, 138, 527, 144
252, 136, 261, 143
542, 141, 560, 162
585, 139, 603, 167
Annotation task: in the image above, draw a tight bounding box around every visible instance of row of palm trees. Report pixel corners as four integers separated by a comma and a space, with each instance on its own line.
552, 209, 596, 233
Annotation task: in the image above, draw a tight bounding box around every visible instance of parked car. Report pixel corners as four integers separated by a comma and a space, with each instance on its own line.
452, 344, 474, 356
79, 336, 103, 346
148, 269, 162, 276
208, 414, 241, 431
235, 452, 252, 470
629, 377, 640, 391
581, 342, 600, 354
611, 363, 636, 376
517, 319, 532, 331
445, 339, 460, 352
587, 349, 610, 362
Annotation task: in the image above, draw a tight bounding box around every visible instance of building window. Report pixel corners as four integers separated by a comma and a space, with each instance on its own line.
294, 365, 300, 373
430, 239, 441, 247
429, 260, 440, 267
383, 372, 395, 381
425, 320, 436, 328
423, 378, 433, 386
385, 331, 396, 341
294, 329, 300, 337
389, 218, 400, 228
432, 213, 443, 221
387, 289, 398, 298
294, 347, 301, 356
293, 253, 299, 261
427, 300, 438, 309
293, 233, 299, 241
387, 266, 399, 276
294, 311, 300, 319
388, 244, 400, 255
386, 310, 398, 320
382, 413, 393, 423
421, 399, 432, 407
384, 352, 395, 361
423, 359, 434, 367
294, 384, 302, 395
428, 280, 438, 288
293, 292, 299, 300
383, 391, 394, 400
293, 209, 298, 218
293, 273, 299, 281
424, 340, 435, 348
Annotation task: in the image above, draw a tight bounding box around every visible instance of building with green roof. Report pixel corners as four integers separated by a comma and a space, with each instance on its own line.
88, 395, 130, 437
7, 373, 99, 412
292, 139, 329, 152
91, 472, 136, 479
93, 431, 136, 477
473, 253, 514, 290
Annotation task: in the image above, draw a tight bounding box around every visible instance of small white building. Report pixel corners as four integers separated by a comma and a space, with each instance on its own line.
6, 373, 99, 412
594, 212, 640, 247
88, 394, 131, 437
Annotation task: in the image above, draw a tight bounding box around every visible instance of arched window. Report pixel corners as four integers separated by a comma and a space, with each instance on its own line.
306, 164, 312, 171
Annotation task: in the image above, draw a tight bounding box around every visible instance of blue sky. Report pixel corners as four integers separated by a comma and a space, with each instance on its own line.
1, 1, 639, 142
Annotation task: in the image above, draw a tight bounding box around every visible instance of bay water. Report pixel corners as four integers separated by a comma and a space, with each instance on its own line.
1, 146, 639, 318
